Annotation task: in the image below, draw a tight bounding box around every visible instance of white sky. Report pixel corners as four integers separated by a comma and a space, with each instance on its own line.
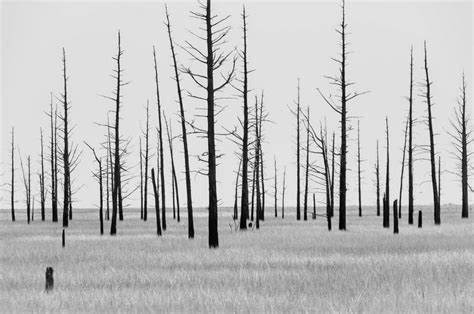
1, 0, 472, 212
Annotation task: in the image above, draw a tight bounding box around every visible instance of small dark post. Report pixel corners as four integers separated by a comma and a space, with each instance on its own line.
62, 229, 65, 248
418, 210, 422, 228
393, 199, 399, 234
312, 193, 316, 220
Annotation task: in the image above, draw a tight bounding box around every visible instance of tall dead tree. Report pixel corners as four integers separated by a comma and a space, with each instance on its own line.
60, 48, 71, 228
407, 46, 415, 225
139, 138, 143, 220
330, 132, 335, 217
151, 168, 162, 236
303, 107, 310, 221
182, 0, 236, 248
357, 120, 362, 217
164, 116, 180, 223
233, 160, 242, 221
110, 31, 125, 235
39, 128, 46, 221
254, 97, 262, 229
384, 117, 390, 228
234, 5, 251, 230
165, 6, 194, 237
274, 157, 278, 218
398, 116, 409, 219
152, 46, 166, 231
318, 0, 366, 230
375, 140, 381, 216
143, 101, 151, 221
20, 153, 31, 224
296, 79, 301, 221
258, 93, 267, 221
85, 143, 104, 235
448, 73, 471, 218
10, 127, 15, 222
423, 41, 440, 225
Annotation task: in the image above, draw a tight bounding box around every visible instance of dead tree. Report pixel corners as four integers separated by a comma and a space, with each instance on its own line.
165, 5, 194, 238
105, 114, 112, 221
10, 127, 15, 221
448, 73, 471, 218
151, 168, 162, 236
60, 48, 71, 228
357, 120, 362, 217
312, 193, 316, 220
85, 143, 104, 235
164, 116, 180, 223
273, 157, 278, 218
233, 160, 242, 221
139, 138, 143, 219
254, 97, 262, 229
384, 117, 390, 228
20, 153, 31, 224
303, 107, 310, 221
407, 46, 415, 225
250, 160, 256, 221
422, 41, 440, 225
438, 156, 441, 211
393, 199, 399, 234
152, 46, 166, 231
296, 79, 301, 221
258, 93, 267, 221
282, 166, 286, 219
375, 140, 381, 216
398, 116, 409, 219
39, 128, 46, 221
182, 0, 236, 248
318, 0, 367, 230
143, 102, 151, 221
330, 132, 335, 218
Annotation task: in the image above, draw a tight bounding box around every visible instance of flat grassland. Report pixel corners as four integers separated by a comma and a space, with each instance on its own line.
1, 207, 473, 313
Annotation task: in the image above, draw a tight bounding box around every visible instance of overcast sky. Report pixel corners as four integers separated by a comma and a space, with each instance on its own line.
1, 0, 472, 214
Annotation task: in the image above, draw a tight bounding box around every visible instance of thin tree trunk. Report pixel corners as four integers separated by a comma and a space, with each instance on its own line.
304, 107, 310, 221
165, 6, 194, 237
282, 166, 286, 219
357, 121, 362, 217
296, 79, 301, 221
40, 128, 46, 221
459, 74, 468, 218
384, 117, 390, 228
376, 140, 381, 216
255, 97, 261, 229
233, 160, 242, 220
393, 199, 399, 234
144, 102, 150, 221
408, 46, 415, 225
153, 47, 166, 231
250, 160, 256, 221
165, 117, 179, 222
260, 144, 265, 221
312, 193, 316, 220
139, 138, 143, 220
61, 48, 70, 228
151, 168, 162, 236
274, 157, 278, 218
399, 116, 409, 219
10, 127, 15, 222
330, 132, 335, 218
99, 159, 103, 235
423, 41, 440, 225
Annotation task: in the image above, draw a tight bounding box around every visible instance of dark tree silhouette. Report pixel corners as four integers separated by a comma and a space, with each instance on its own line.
254, 97, 262, 229
151, 168, 162, 236
152, 46, 166, 231
250, 158, 256, 221
407, 46, 415, 225
422, 41, 440, 225
258, 93, 267, 221
398, 117, 409, 219
418, 210, 422, 228
85, 143, 104, 235
164, 116, 180, 223
182, 0, 236, 248
384, 117, 390, 228
139, 138, 143, 220
233, 160, 242, 221
110, 31, 125, 235
47, 95, 59, 222
357, 121, 362, 217
295, 79, 301, 221
393, 200, 399, 234
282, 166, 286, 219
20, 153, 31, 224
312, 193, 316, 220
60, 48, 71, 228
330, 132, 335, 218
318, 0, 367, 230
273, 157, 278, 218
375, 140, 381, 216
39, 128, 46, 221
303, 107, 310, 221
105, 114, 113, 221
165, 5, 194, 238
142, 102, 151, 221
10, 127, 15, 222
448, 73, 471, 218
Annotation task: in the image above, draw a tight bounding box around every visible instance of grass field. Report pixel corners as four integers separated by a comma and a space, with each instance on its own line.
1, 206, 473, 313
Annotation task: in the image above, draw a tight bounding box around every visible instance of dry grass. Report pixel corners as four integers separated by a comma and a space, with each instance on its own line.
1, 206, 473, 313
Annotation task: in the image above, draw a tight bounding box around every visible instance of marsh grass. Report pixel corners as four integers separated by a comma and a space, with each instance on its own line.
0, 206, 473, 313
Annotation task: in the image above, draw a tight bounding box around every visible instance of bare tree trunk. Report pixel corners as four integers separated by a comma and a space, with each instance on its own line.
165, 6, 194, 237
40, 128, 46, 221
61, 48, 70, 228
144, 102, 150, 221
10, 127, 15, 222
255, 97, 261, 229
274, 157, 278, 218
139, 138, 143, 220
296, 79, 301, 221
233, 160, 242, 221
304, 107, 310, 221
423, 41, 440, 225
357, 121, 362, 217
312, 193, 316, 220
165, 117, 180, 222
393, 199, 399, 234
99, 159, 103, 235
251, 162, 256, 221
384, 117, 390, 228
20, 154, 31, 224
376, 140, 380, 216
152, 46, 166, 231
151, 168, 162, 236
398, 116, 409, 219
111, 31, 124, 235
330, 132, 335, 218
260, 144, 266, 221
438, 156, 441, 220
408, 46, 415, 225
